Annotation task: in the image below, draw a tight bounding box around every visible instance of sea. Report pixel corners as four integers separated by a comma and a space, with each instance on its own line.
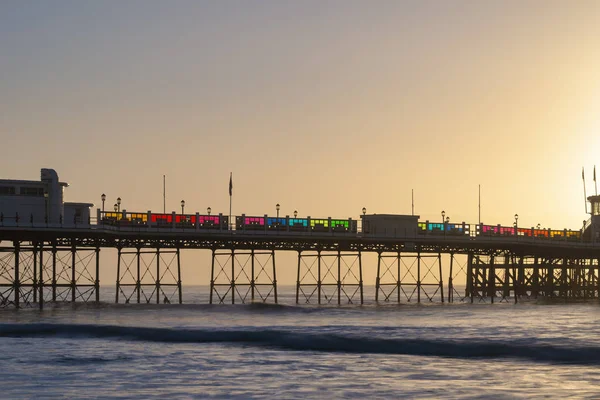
1, 286, 600, 399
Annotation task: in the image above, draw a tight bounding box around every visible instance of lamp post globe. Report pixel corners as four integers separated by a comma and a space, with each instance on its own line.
114, 204, 118, 212
117, 197, 121, 212
294, 210, 298, 218
362, 207, 366, 215
101, 193, 106, 212
181, 200, 185, 215
276, 203, 280, 218
207, 207, 211, 216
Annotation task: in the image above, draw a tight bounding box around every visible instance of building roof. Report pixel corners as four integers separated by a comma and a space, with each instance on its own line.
64, 202, 94, 207
0, 179, 69, 187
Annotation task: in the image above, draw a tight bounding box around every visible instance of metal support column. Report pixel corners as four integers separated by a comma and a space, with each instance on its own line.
296, 251, 301, 304
33, 243, 38, 303
71, 242, 76, 303
156, 248, 161, 304
417, 252, 421, 303
95, 247, 100, 303
272, 250, 278, 304
116, 247, 121, 303
39, 246, 44, 309
337, 250, 341, 305
375, 251, 381, 302
231, 249, 235, 305
358, 250, 364, 305
448, 252, 454, 303
14, 241, 19, 308
209, 249, 215, 304
136, 247, 141, 303
52, 243, 57, 302
397, 252, 401, 303
438, 253, 444, 303
177, 248, 182, 304
251, 249, 255, 302
317, 250, 322, 305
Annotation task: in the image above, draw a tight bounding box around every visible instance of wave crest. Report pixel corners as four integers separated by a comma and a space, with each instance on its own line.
1, 323, 598, 365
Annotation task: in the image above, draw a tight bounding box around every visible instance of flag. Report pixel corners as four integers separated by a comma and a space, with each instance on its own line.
229, 173, 233, 196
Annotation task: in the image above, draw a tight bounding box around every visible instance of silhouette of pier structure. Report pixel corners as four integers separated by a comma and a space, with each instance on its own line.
1, 202, 600, 308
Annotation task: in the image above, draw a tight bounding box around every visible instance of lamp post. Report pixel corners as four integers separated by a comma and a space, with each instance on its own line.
117, 197, 121, 212
207, 207, 211, 216
362, 207, 366, 216
441, 210, 445, 231
276, 203, 280, 218
181, 200, 185, 215
514, 213, 519, 236
294, 210, 298, 218
101, 193, 106, 212
114, 204, 118, 212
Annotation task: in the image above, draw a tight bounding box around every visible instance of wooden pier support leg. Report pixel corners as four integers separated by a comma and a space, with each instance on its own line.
358, 250, 364, 305
52, 243, 57, 302
467, 252, 474, 303
438, 253, 444, 303
209, 249, 215, 304
296, 251, 301, 304
531, 256, 538, 298
489, 255, 495, 303
561, 257, 568, 300
514, 255, 520, 304
71, 242, 76, 303
95, 247, 100, 303
116, 247, 121, 303
14, 241, 20, 308
503, 254, 510, 300
272, 250, 278, 304
136, 247, 141, 304
597, 258, 600, 299
317, 250, 322, 305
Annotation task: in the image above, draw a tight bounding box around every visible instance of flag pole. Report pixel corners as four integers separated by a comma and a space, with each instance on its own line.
411, 189, 414, 216
583, 167, 588, 214
595, 165, 597, 196
229, 172, 233, 230
478, 184, 481, 224
163, 175, 166, 213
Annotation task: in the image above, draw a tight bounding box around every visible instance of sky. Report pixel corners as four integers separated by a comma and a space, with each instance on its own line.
2, 1, 600, 285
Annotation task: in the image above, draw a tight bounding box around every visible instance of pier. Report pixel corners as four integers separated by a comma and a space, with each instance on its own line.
1, 169, 599, 308
1, 213, 599, 308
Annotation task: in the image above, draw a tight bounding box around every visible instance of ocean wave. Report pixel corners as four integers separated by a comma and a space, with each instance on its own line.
1, 323, 599, 365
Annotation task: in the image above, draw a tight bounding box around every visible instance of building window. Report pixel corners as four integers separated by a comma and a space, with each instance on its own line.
593, 202, 600, 216
20, 187, 45, 197
0, 186, 16, 195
